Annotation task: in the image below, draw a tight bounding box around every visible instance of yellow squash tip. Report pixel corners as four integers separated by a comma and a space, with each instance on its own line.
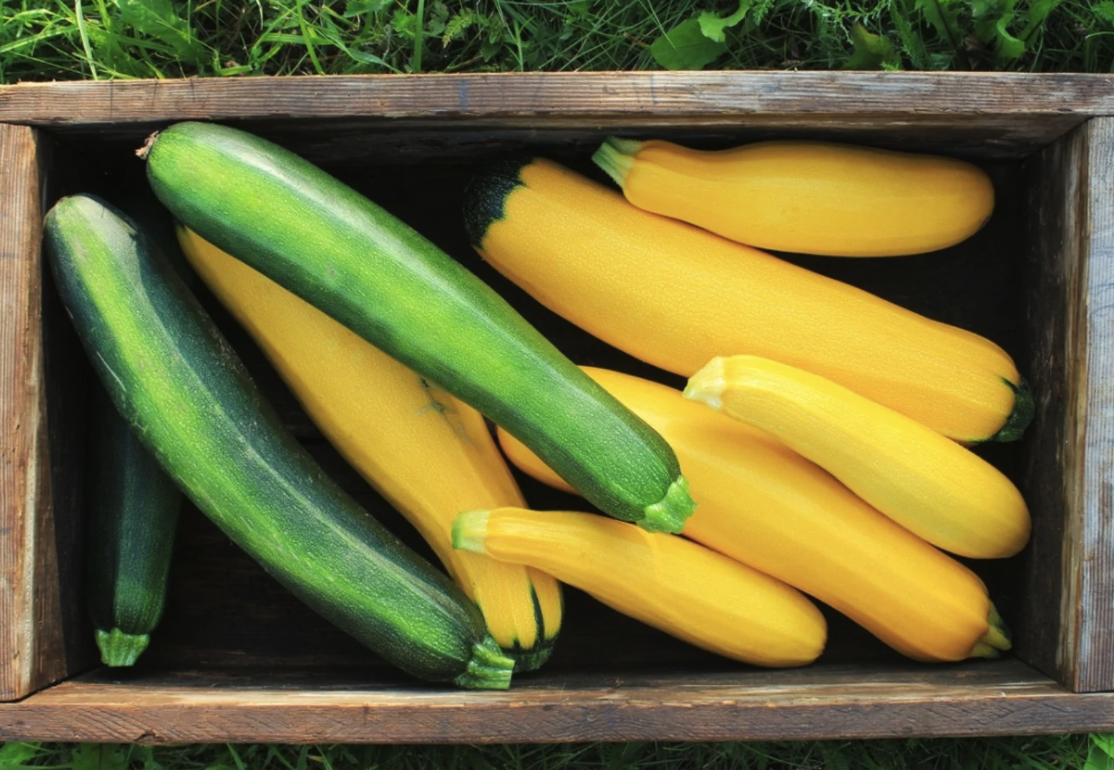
987, 376, 1035, 443
969, 641, 1002, 660
641, 475, 696, 534
451, 510, 491, 554
682, 357, 728, 410
984, 603, 1012, 651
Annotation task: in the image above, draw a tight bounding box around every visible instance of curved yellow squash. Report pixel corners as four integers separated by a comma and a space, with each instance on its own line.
467, 158, 1029, 443
452, 507, 827, 668
178, 229, 562, 670
685, 355, 1031, 559
496, 367, 1011, 663
592, 137, 995, 257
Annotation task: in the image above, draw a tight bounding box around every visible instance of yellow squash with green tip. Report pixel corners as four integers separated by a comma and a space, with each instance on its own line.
685, 355, 1031, 559
178, 229, 562, 670
496, 367, 1012, 663
592, 137, 995, 257
453, 507, 827, 668
464, 157, 1031, 444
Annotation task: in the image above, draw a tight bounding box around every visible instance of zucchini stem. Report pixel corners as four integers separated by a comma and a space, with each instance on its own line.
96, 628, 151, 667
453, 636, 515, 690
592, 137, 643, 189
452, 510, 491, 554
641, 476, 695, 534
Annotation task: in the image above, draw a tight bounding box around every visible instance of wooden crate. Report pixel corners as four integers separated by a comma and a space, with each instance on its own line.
1, 72, 1113, 743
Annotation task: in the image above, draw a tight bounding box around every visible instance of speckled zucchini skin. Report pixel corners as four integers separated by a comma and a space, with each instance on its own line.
85, 384, 181, 667
142, 122, 693, 533
45, 194, 512, 689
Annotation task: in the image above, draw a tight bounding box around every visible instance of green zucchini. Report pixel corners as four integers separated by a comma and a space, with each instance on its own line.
141, 121, 695, 534
84, 196, 191, 668
45, 194, 514, 690
86, 384, 181, 667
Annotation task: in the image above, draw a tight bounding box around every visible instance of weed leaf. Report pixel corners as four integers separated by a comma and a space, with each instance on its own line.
698, 0, 751, 43
891, 1, 931, 68
73, 744, 129, 770
1097, 2, 1114, 23
344, 0, 388, 18
994, 14, 1026, 59
651, 18, 727, 70
916, 0, 963, 48
0, 742, 41, 768
1088, 744, 1114, 770
117, 0, 204, 65
844, 23, 897, 69
1094, 734, 1114, 759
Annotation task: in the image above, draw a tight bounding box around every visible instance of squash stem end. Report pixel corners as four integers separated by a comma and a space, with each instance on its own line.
452, 510, 491, 554
592, 137, 642, 189
510, 636, 558, 673
641, 475, 695, 534
96, 628, 150, 667
987, 376, 1034, 443
983, 602, 1012, 651
454, 635, 515, 690
683, 357, 728, 411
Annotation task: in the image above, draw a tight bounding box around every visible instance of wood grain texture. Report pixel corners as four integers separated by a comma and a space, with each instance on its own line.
1071, 119, 1114, 692
0, 124, 57, 701
0, 660, 1111, 743
0, 73, 1110, 157
1022, 118, 1114, 693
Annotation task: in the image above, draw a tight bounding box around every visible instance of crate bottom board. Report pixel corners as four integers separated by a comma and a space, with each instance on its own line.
1, 658, 1112, 743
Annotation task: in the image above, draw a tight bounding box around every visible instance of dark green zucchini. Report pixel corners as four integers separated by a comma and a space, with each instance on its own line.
85, 384, 181, 667
46, 194, 514, 689
85, 196, 190, 668
141, 121, 694, 534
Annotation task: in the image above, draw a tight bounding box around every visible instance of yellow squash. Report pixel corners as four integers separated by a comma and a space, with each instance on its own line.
452, 507, 827, 668
465, 157, 1030, 443
496, 367, 1012, 663
685, 355, 1030, 559
178, 229, 562, 670
592, 137, 995, 257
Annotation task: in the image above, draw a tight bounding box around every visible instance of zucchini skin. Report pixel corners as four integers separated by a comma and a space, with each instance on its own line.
86, 384, 181, 667
45, 194, 513, 689
142, 122, 694, 534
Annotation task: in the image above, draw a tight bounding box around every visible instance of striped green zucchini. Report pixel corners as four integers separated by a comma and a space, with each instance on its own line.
45, 194, 514, 689
141, 121, 694, 534
86, 384, 181, 667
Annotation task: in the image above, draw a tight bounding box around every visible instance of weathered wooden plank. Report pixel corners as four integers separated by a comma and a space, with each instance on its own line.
1022, 117, 1114, 693
1072, 118, 1114, 692
0, 125, 58, 701
0, 660, 1111, 743
0, 73, 1109, 152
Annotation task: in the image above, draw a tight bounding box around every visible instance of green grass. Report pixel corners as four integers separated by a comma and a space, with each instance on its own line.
0, 735, 1105, 770
1, 0, 1113, 84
